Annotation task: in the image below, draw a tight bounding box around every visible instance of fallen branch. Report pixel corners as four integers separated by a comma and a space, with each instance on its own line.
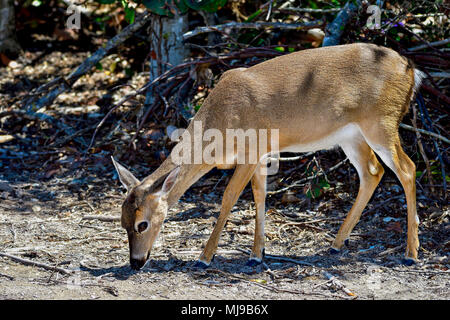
408, 38, 450, 52
235, 247, 313, 266
277, 7, 341, 14
263, 254, 314, 266
428, 71, 450, 79
0, 272, 14, 280
0, 252, 74, 275
322, 0, 361, 46
22, 12, 153, 111
421, 84, 450, 106
81, 215, 121, 222
183, 20, 325, 40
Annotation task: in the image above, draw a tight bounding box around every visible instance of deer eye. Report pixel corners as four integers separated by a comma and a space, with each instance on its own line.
137, 221, 149, 233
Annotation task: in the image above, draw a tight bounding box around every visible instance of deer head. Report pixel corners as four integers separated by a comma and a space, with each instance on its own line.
112, 157, 180, 270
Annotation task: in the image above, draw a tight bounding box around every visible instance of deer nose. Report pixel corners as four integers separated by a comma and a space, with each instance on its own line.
130, 258, 146, 270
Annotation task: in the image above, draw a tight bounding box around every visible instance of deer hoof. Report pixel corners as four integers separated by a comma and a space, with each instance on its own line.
193, 260, 210, 269
402, 258, 416, 266
246, 258, 262, 267
329, 247, 340, 255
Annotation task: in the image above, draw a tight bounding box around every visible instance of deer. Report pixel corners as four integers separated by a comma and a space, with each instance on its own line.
112, 43, 425, 270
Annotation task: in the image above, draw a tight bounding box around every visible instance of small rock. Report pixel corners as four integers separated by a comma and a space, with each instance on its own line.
32, 205, 42, 213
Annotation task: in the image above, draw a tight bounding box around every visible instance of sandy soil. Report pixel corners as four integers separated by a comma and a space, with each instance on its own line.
0, 171, 448, 300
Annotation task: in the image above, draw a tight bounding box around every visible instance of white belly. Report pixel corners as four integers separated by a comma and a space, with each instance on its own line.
281, 123, 362, 153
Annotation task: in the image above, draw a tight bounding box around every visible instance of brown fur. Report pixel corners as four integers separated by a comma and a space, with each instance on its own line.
114, 43, 422, 269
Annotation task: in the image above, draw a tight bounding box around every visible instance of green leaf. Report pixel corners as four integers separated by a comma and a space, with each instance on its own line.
274, 46, 285, 52
124, 5, 135, 23
245, 9, 262, 22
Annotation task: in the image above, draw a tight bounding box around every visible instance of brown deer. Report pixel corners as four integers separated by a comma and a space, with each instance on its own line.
112, 43, 425, 270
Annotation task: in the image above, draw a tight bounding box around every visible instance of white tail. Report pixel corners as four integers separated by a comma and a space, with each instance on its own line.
113, 43, 423, 270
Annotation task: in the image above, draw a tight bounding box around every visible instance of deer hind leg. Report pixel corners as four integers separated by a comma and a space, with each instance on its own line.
332, 137, 384, 252
362, 127, 419, 263
247, 166, 267, 266
196, 164, 258, 267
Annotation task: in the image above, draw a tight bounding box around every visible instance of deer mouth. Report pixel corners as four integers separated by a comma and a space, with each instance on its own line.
130, 251, 150, 270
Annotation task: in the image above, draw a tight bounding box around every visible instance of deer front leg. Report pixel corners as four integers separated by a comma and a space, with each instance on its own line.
247, 166, 267, 266
195, 164, 258, 268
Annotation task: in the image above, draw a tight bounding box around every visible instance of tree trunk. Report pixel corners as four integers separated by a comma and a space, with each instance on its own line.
0, 0, 20, 55
144, 13, 189, 109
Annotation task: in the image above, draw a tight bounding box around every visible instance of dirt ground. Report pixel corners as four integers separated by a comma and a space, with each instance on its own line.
0, 167, 448, 300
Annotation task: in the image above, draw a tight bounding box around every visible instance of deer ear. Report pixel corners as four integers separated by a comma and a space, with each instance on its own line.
111, 157, 140, 191
160, 167, 180, 196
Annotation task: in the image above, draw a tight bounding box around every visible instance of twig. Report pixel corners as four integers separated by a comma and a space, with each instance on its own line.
421, 84, 450, 106
364, 195, 404, 215
408, 38, 450, 52
235, 247, 313, 266
378, 244, 403, 257
272, 219, 327, 232
0, 272, 14, 280
416, 94, 447, 196
410, 103, 434, 191
428, 72, 450, 78
0, 252, 74, 275
399, 123, 450, 144
264, 254, 314, 267
183, 20, 325, 40
277, 7, 341, 14
322, 271, 356, 297
268, 158, 348, 195
81, 215, 121, 222
277, 152, 314, 162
